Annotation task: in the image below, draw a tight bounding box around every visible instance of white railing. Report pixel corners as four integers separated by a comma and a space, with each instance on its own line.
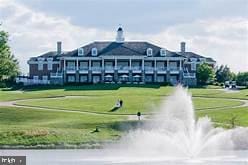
91, 67, 102, 71
169, 67, 180, 71
183, 73, 196, 78
105, 66, 114, 71
66, 66, 76, 71
50, 72, 63, 77
157, 67, 167, 71
79, 66, 89, 70
118, 66, 129, 71
16, 77, 50, 85
132, 66, 142, 71
144, 66, 154, 71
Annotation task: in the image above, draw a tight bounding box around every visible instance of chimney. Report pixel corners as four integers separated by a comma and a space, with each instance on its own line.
180, 42, 186, 53
57, 41, 62, 55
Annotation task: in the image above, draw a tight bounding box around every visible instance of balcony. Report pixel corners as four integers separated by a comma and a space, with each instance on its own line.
105, 66, 114, 73
66, 66, 76, 74
183, 73, 196, 78
118, 66, 129, 73
50, 72, 63, 78
169, 67, 180, 74
157, 67, 167, 73
79, 66, 89, 74
132, 66, 142, 73
92, 67, 102, 73
144, 66, 154, 73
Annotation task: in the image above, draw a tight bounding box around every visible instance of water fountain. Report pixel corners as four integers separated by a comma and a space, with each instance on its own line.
2, 86, 247, 164
111, 86, 248, 164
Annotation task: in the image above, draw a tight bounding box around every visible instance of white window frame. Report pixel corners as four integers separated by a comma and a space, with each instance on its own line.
33, 76, 39, 80
68, 75, 75, 82
146, 48, 153, 56
48, 62, 53, 70
91, 48, 98, 56
78, 48, 84, 56
160, 49, 166, 56
190, 58, 197, 62
42, 76, 48, 81
191, 63, 196, 71
38, 62, 43, 71
80, 75, 88, 82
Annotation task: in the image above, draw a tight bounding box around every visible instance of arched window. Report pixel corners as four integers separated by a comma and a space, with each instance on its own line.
91, 48, 98, 56
160, 49, 166, 56
78, 48, 84, 56
146, 48, 153, 56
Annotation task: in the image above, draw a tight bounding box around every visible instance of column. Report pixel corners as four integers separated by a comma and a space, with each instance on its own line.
63, 59, 66, 83
179, 60, 183, 84
129, 58, 132, 82
101, 58, 105, 83
76, 59, 79, 83
76, 59, 79, 70
114, 58, 118, 82
166, 59, 170, 82
89, 59, 92, 83
179, 60, 182, 70
142, 58, 145, 83
154, 59, 157, 83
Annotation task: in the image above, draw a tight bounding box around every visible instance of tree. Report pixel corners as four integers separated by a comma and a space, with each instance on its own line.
0, 27, 19, 84
196, 63, 215, 85
216, 65, 235, 83
236, 72, 248, 87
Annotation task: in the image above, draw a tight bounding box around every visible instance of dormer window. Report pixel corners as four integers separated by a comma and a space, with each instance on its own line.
78, 48, 84, 56
160, 49, 166, 56
146, 48, 153, 56
190, 58, 197, 62
91, 48, 98, 56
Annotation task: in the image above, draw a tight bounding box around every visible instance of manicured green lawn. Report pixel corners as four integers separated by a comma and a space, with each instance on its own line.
197, 107, 248, 127
0, 84, 247, 148
16, 96, 243, 114
0, 106, 126, 148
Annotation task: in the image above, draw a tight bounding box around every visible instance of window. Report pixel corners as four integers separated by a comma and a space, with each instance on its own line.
146, 48, 153, 56
160, 49, 166, 56
67, 61, 75, 70
33, 76, 39, 80
191, 63, 196, 71
190, 58, 197, 62
68, 75, 75, 82
91, 48, 98, 56
200, 58, 206, 63
80, 75, 88, 82
48, 62, 52, 70
78, 48, 84, 56
42, 76, 48, 81
157, 75, 165, 82
38, 63, 43, 70
145, 75, 153, 82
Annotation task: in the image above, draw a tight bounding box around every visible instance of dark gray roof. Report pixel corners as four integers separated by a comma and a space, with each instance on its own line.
178, 52, 216, 62
29, 51, 68, 61
64, 41, 183, 57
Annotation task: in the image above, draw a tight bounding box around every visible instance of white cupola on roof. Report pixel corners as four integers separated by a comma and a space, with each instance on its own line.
115, 26, 125, 43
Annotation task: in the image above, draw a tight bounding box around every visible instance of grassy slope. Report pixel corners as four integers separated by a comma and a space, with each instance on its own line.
16, 96, 243, 114
0, 85, 247, 147
197, 107, 248, 127
0, 106, 126, 148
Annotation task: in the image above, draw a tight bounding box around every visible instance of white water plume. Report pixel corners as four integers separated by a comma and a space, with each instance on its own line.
116, 86, 248, 158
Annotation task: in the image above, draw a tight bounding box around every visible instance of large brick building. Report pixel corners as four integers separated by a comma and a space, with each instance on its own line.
23, 27, 216, 86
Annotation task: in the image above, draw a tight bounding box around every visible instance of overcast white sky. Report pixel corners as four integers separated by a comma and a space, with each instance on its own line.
0, 0, 248, 73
